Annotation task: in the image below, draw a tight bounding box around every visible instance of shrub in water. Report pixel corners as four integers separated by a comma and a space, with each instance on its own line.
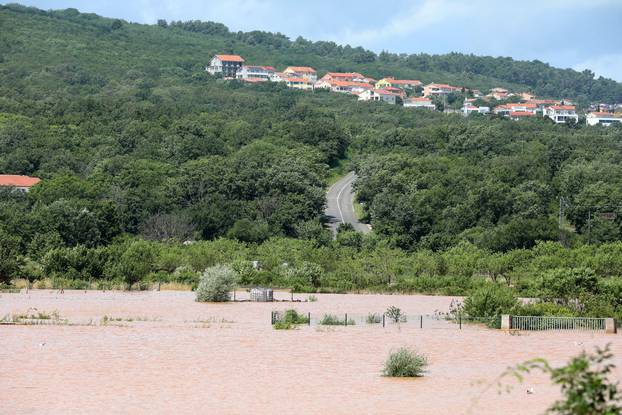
383, 347, 427, 377
273, 309, 309, 330
385, 306, 406, 323
196, 264, 237, 302
366, 313, 382, 324
462, 284, 519, 327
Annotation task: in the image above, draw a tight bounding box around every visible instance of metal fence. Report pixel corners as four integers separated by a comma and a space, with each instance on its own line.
511, 315, 606, 332
271, 311, 496, 330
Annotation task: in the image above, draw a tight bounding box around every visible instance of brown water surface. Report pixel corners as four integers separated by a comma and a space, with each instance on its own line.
1, 290, 620, 414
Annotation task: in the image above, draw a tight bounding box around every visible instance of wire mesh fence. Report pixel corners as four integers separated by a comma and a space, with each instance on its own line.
271, 311, 498, 330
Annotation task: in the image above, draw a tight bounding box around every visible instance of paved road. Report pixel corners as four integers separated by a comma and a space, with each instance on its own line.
325, 172, 371, 235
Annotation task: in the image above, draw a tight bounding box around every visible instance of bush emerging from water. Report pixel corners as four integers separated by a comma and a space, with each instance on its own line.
366, 313, 382, 324
383, 347, 427, 377
463, 284, 519, 327
273, 309, 309, 329
196, 264, 237, 302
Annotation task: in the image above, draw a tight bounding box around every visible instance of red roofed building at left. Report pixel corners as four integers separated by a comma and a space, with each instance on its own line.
206, 54, 245, 78
0, 175, 41, 192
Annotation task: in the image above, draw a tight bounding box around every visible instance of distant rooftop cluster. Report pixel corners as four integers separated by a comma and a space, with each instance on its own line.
206, 54, 622, 126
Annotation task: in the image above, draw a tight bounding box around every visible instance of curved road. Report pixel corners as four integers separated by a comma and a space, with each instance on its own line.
325, 172, 371, 235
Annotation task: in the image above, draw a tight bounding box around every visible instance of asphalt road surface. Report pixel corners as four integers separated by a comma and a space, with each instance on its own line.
325, 172, 371, 235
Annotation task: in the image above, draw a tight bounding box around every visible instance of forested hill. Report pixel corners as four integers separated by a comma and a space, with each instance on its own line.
1, 3, 622, 103
1, 2, 622, 265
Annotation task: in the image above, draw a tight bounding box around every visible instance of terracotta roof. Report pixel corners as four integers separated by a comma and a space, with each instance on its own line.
325, 72, 365, 78
510, 111, 535, 117
426, 83, 461, 90
242, 77, 268, 83
374, 89, 400, 96
588, 112, 621, 118
389, 79, 422, 85
528, 99, 559, 105
284, 66, 316, 73
332, 81, 373, 88
0, 175, 41, 187
549, 105, 576, 111
215, 54, 245, 62
244, 65, 275, 71
408, 97, 433, 102
284, 77, 311, 83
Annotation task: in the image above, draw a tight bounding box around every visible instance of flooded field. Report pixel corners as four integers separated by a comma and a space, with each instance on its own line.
1, 290, 620, 414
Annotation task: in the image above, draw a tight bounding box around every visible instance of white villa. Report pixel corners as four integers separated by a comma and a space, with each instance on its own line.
544, 105, 579, 124
586, 112, 622, 126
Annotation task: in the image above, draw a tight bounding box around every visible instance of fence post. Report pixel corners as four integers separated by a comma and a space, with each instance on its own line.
459, 313, 462, 330
605, 318, 617, 334
420, 315, 423, 329
382, 314, 385, 328
308, 312, 311, 326
345, 313, 348, 327
501, 315, 511, 330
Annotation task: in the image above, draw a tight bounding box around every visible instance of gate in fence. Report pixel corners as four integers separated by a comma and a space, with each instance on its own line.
510, 315, 608, 332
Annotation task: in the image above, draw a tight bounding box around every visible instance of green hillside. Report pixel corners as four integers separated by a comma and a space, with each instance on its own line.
1, 2, 622, 316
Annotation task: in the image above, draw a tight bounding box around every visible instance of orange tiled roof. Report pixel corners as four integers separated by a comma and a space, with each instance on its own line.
285, 66, 316, 73
215, 54, 245, 62
549, 105, 576, 111
510, 111, 535, 117
0, 175, 41, 187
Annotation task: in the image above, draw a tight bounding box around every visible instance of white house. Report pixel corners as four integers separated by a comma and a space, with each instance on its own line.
329, 81, 373, 94
423, 83, 462, 97
404, 97, 436, 110
358, 89, 400, 105
544, 105, 579, 124
206, 54, 245, 78
586, 112, 622, 126
236, 65, 275, 81
462, 104, 490, 116
0, 175, 41, 192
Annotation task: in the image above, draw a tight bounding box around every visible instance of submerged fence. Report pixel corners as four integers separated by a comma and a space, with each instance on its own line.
270, 311, 496, 330
510, 315, 606, 332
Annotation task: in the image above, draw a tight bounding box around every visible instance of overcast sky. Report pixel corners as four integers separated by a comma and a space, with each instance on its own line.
14, 0, 622, 81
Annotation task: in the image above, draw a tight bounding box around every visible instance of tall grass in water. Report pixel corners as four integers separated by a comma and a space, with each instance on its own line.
319, 314, 355, 326
383, 347, 427, 377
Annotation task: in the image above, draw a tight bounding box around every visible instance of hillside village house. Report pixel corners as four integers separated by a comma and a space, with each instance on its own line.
0, 175, 40, 192
586, 112, 622, 126
404, 97, 436, 110
283, 77, 314, 91
236, 65, 275, 81
319, 72, 375, 84
283, 66, 317, 82
488, 87, 510, 100
375, 77, 422, 91
462, 104, 490, 116
493, 102, 538, 116
423, 83, 462, 97
327, 81, 373, 94
358, 89, 401, 105
544, 105, 579, 123
206, 54, 245, 78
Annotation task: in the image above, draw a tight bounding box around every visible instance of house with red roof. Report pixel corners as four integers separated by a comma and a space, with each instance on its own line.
320, 72, 374, 84
0, 175, 41, 192
283, 67, 317, 82
376, 77, 422, 91
206, 54, 245, 78
327, 80, 374, 94
544, 105, 579, 124
494, 103, 538, 117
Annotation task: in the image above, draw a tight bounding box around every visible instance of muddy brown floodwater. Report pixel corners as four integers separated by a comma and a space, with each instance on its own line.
1, 290, 620, 415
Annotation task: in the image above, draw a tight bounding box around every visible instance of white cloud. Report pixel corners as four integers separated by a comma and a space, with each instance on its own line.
574, 54, 622, 82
